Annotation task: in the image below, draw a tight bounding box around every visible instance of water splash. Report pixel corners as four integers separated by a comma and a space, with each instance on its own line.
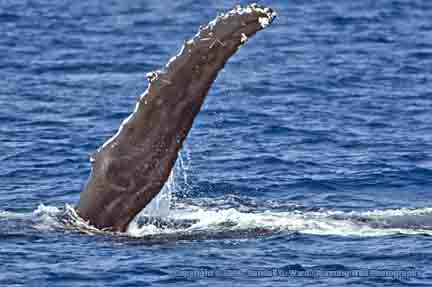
2, 152, 431, 239
131, 147, 192, 220
2, 202, 432, 239
125, 203, 432, 238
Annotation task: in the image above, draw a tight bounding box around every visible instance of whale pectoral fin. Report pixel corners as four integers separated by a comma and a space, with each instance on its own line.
77, 4, 276, 232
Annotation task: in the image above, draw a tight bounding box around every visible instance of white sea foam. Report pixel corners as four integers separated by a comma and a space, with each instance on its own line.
125, 204, 432, 238
123, 161, 432, 238
2, 202, 432, 238
3, 164, 431, 238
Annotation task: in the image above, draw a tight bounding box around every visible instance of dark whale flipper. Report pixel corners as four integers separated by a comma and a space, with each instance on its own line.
77, 4, 276, 232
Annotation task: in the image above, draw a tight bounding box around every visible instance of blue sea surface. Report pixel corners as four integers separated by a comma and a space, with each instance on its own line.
1, 0, 432, 286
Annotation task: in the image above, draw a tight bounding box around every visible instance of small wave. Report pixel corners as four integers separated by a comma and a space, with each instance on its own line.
1, 202, 432, 240
127, 205, 432, 238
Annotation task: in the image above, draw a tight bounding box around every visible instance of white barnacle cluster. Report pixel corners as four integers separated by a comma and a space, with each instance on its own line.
146, 71, 158, 82
231, 4, 252, 15
160, 4, 276, 75
240, 33, 248, 44
258, 16, 270, 28
231, 3, 277, 29
146, 70, 172, 86
253, 5, 277, 28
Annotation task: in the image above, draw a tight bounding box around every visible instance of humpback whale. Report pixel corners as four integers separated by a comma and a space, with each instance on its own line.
77, 4, 276, 232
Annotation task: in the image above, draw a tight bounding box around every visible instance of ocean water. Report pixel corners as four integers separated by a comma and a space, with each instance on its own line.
1, 0, 432, 286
